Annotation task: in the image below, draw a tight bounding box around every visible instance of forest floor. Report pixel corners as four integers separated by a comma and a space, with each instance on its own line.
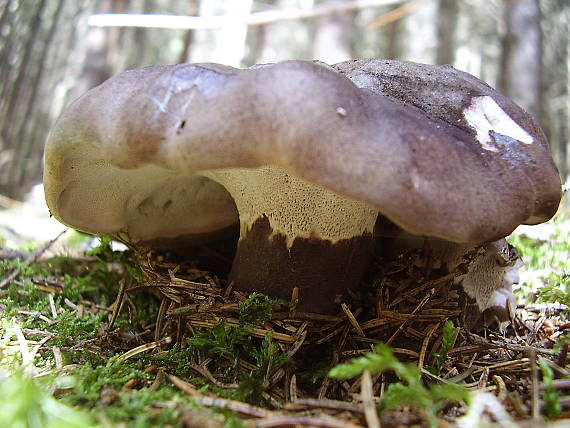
0, 187, 569, 428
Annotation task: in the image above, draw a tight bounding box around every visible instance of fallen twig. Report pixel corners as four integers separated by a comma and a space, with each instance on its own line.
0, 229, 67, 289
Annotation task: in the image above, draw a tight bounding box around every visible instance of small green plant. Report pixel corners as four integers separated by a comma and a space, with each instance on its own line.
539, 359, 562, 419
329, 343, 469, 427
239, 292, 276, 325
179, 290, 295, 406
187, 319, 253, 368
539, 273, 570, 308
233, 331, 293, 404
250, 331, 292, 377
85, 235, 115, 258
187, 292, 293, 375
508, 217, 570, 308
431, 320, 458, 375
238, 292, 292, 325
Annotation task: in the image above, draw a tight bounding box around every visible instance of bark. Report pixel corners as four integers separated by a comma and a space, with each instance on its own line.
16, 0, 67, 186
2, 0, 47, 131
0, 0, 15, 60
499, 0, 542, 120
540, 0, 569, 181
436, 0, 459, 65
400, 0, 437, 64
0, 0, 97, 198
312, 0, 355, 64
0, 0, 17, 103
385, 4, 403, 59
177, 0, 201, 64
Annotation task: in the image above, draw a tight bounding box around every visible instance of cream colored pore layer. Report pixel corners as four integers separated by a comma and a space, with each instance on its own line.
203, 165, 378, 247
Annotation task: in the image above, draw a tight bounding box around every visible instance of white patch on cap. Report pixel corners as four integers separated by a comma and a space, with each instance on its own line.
463, 96, 534, 151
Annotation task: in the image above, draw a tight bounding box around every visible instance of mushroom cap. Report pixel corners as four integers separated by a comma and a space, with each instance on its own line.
44, 60, 562, 244
334, 59, 562, 228
44, 65, 239, 243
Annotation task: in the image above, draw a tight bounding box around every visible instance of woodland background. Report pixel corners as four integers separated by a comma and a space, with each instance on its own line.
0, 0, 569, 200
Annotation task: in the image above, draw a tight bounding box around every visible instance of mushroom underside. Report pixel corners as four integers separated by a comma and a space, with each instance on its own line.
50, 145, 523, 319
141, 165, 520, 319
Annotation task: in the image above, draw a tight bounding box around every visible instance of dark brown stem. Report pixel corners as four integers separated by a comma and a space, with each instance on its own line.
230, 217, 374, 314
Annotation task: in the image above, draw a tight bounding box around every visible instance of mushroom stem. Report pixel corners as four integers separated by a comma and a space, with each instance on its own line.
203, 166, 378, 313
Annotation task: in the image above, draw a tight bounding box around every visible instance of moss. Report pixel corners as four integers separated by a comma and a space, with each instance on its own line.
430, 320, 457, 375
238, 292, 291, 325
144, 344, 197, 378
97, 386, 185, 428
62, 355, 151, 408
187, 320, 253, 372
51, 310, 107, 347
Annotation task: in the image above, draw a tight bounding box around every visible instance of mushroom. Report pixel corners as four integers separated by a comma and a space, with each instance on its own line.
44, 59, 562, 314
457, 240, 523, 329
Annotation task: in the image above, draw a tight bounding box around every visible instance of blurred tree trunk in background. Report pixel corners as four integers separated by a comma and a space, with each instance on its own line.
385, 4, 404, 59
541, 0, 569, 181
243, 21, 267, 65
107, 0, 191, 71
401, 0, 437, 64
0, 0, 97, 199
363, 1, 437, 63
246, 0, 312, 65
312, 0, 355, 64
70, 0, 116, 101
452, 1, 501, 85
177, 1, 201, 63
436, 0, 458, 65
499, 0, 542, 121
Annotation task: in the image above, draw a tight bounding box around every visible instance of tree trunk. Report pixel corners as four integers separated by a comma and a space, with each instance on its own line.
312, 0, 355, 64
177, 1, 201, 64
385, 4, 404, 59
0, 0, 97, 199
499, 0, 542, 121
69, 0, 116, 101
400, 0, 437, 64
243, 23, 267, 66
436, 0, 459, 65
540, 0, 569, 181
